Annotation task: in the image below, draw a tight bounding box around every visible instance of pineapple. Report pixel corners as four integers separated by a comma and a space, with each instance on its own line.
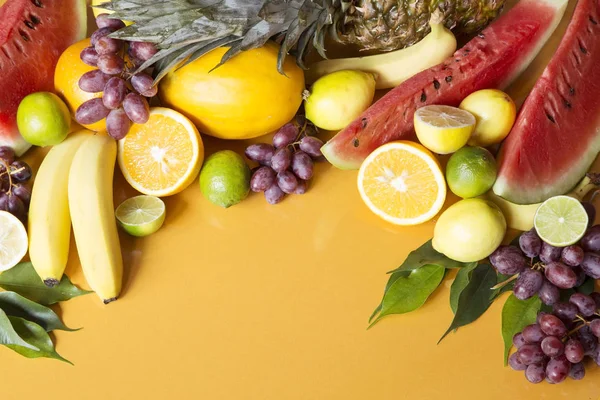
100, 0, 506, 77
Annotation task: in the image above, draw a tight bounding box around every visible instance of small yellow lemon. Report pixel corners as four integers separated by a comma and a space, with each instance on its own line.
460, 89, 517, 147
414, 105, 475, 154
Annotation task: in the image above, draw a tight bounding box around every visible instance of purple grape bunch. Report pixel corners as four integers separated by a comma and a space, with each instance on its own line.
509, 291, 600, 384
244, 117, 325, 204
75, 14, 159, 140
0, 146, 32, 222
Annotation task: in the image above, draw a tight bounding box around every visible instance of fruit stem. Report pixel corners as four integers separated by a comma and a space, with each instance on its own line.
490, 273, 518, 290
567, 321, 587, 337
0, 160, 13, 195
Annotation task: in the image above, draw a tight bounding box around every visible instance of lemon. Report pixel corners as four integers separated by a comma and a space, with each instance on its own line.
305, 70, 376, 131
446, 146, 497, 198
199, 151, 251, 208
0, 211, 28, 271
16, 92, 71, 147
459, 89, 516, 147
534, 196, 588, 247
433, 198, 506, 262
414, 105, 475, 154
115, 196, 166, 237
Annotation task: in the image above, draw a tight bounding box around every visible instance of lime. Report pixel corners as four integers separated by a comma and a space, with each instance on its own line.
115, 195, 166, 237
0, 211, 28, 271
534, 196, 588, 247
199, 150, 251, 208
16, 92, 71, 147
433, 198, 506, 262
414, 105, 476, 154
446, 146, 497, 198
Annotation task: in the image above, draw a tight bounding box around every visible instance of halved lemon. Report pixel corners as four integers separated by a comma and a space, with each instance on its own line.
0, 211, 28, 271
357, 141, 447, 226
118, 107, 204, 197
414, 105, 475, 154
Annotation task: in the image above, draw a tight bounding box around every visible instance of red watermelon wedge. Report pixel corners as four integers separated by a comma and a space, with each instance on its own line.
320, 0, 568, 170
0, 0, 87, 155
494, 0, 600, 204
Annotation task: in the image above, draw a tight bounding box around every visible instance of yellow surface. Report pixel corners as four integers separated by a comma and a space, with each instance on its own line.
4, 1, 600, 399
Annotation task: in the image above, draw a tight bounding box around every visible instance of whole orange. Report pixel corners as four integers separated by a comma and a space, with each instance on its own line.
158, 41, 305, 140
54, 38, 105, 132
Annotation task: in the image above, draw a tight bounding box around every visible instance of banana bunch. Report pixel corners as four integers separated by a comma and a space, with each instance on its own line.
29, 132, 123, 303
305, 11, 457, 90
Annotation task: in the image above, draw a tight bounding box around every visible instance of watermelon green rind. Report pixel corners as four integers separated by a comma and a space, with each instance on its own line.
321, 0, 568, 170
494, 0, 600, 204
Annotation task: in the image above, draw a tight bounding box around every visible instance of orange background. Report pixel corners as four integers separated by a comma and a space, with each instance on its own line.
3, 1, 600, 399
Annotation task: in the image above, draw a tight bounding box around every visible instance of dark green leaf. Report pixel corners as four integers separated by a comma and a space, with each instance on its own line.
577, 278, 595, 295
369, 265, 445, 327
0, 263, 91, 305
387, 240, 467, 275
6, 317, 71, 364
501, 294, 541, 364
439, 264, 497, 343
0, 292, 78, 332
0, 309, 37, 351
449, 262, 478, 314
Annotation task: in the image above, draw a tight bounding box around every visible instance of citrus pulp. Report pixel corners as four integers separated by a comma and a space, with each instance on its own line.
414, 105, 476, 154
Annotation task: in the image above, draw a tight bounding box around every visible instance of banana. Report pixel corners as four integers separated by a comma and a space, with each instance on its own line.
68, 134, 123, 304
28, 131, 91, 287
305, 11, 457, 90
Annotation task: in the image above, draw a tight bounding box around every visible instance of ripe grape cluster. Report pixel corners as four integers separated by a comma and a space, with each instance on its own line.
509, 292, 600, 384
76, 14, 158, 140
245, 117, 325, 204
0, 147, 32, 222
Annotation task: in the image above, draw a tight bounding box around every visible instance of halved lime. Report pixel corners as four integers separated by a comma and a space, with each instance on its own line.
115, 195, 166, 237
0, 211, 28, 271
534, 196, 588, 247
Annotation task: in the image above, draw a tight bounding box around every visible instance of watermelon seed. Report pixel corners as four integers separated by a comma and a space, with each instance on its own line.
590, 16, 598, 25
445, 76, 452, 83
361, 118, 368, 129
433, 80, 440, 90
546, 112, 556, 124
563, 99, 572, 109
31, 0, 43, 7
18, 29, 30, 42
29, 15, 41, 25
570, 87, 576, 96
580, 46, 588, 54
24, 21, 35, 30
353, 139, 359, 148
420, 91, 427, 102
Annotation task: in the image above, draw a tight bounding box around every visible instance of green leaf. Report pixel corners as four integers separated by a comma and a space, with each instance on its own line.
449, 262, 479, 314
0, 292, 78, 332
0, 309, 37, 351
577, 278, 595, 295
369, 265, 445, 327
501, 294, 542, 364
439, 263, 497, 343
5, 317, 72, 364
0, 263, 91, 305
386, 240, 467, 275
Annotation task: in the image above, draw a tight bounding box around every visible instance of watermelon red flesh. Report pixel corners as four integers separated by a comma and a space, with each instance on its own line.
320, 0, 568, 170
0, 0, 86, 156
494, 0, 600, 204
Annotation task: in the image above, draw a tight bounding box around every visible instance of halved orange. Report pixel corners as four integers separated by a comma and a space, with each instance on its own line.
118, 107, 204, 197
357, 141, 447, 225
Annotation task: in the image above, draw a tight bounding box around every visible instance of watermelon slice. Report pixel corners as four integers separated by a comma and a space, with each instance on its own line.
494, 0, 600, 204
320, 0, 568, 170
0, 0, 87, 156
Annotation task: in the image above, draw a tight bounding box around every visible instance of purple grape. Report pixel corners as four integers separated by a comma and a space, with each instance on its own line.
80, 46, 99, 67
10, 161, 32, 182
12, 184, 31, 205
572, 266, 587, 287
539, 314, 567, 337
293, 179, 308, 195
123, 93, 150, 124
7, 193, 25, 220
264, 184, 285, 205
536, 311, 549, 325
130, 73, 158, 97
291, 151, 314, 180
581, 225, 600, 252
95, 14, 126, 30
591, 292, 600, 308
508, 352, 527, 371
299, 136, 324, 158
513, 332, 526, 349
569, 362, 585, 380
525, 363, 546, 384
538, 280, 560, 306
513, 268, 543, 300
78, 70, 111, 93
590, 319, 600, 337
576, 325, 597, 355
97, 53, 124, 75
540, 242, 562, 263
545, 355, 570, 384
522, 324, 546, 343
90, 27, 114, 46
271, 148, 292, 174
581, 252, 600, 279
250, 167, 276, 193
95, 36, 123, 55
541, 336, 564, 357
272, 123, 299, 149
0, 173, 7, 192
245, 144, 275, 164
102, 77, 127, 109
0, 146, 15, 164
517, 343, 545, 365
564, 339, 584, 363
106, 108, 131, 140
276, 171, 298, 194
569, 293, 596, 317
561, 245, 584, 267
552, 302, 579, 323
519, 229, 542, 258
128, 41, 158, 62
544, 261, 577, 289
75, 98, 110, 125
489, 246, 527, 275
0, 192, 8, 211
581, 202, 596, 227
